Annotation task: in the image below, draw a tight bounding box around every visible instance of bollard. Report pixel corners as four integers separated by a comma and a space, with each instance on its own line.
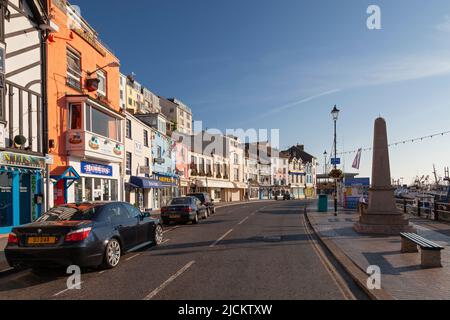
404, 199, 407, 214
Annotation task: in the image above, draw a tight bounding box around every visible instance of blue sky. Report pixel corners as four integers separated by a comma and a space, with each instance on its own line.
73, 0, 450, 184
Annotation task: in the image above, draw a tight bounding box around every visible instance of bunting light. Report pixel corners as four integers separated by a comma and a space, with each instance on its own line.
337, 130, 450, 155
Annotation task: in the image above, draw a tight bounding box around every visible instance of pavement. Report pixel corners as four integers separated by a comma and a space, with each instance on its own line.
0, 200, 366, 300
306, 202, 450, 300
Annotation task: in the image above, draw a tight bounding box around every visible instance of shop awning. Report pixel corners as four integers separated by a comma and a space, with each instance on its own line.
195, 179, 235, 189
234, 182, 248, 189
51, 166, 80, 181
130, 176, 161, 189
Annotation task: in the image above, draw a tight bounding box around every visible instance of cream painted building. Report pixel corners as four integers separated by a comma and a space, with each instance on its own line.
124, 111, 153, 209
160, 97, 193, 135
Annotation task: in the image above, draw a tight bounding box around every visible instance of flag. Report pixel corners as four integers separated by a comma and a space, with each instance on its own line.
352, 148, 362, 170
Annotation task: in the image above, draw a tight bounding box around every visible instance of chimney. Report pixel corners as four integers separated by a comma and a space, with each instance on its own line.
296, 144, 304, 151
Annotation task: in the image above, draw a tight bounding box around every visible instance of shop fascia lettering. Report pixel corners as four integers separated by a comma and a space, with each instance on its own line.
0, 152, 45, 169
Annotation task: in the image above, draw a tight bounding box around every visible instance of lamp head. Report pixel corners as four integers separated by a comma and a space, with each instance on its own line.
331, 105, 340, 121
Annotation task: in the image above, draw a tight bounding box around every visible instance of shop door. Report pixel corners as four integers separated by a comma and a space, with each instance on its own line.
19, 173, 31, 225
0, 172, 13, 228
54, 180, 66, 206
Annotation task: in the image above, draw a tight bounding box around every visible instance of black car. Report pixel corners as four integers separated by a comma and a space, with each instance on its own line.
187, 192, 215, 215
5, 202, 163, 270
161, 197, 207, 225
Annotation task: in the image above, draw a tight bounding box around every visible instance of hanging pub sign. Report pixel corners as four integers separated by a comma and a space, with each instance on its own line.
81, 161, 113, 177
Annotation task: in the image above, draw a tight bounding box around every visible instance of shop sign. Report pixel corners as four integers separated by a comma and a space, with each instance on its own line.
154, 174, 177, 186
0, 151, 46, 169
81, 161, 113, 177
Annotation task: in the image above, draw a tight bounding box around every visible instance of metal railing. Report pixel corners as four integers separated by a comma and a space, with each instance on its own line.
395, 198, 450, 222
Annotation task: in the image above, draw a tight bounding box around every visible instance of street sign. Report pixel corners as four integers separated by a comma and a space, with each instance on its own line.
331, 158, 341, 165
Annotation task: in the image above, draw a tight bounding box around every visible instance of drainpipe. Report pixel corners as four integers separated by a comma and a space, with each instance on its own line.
41, 23, 49, 212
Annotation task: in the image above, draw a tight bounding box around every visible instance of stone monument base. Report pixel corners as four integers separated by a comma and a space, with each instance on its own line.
354, 212, 416, 235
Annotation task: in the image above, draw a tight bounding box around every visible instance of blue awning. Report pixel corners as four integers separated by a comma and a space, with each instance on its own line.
130, 176, 164, 189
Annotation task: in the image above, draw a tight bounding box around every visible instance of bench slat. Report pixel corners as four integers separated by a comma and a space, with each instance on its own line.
400, 233, 444, 250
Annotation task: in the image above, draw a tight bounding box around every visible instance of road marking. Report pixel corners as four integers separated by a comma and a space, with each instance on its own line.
143, 260, 195, 300
162, 239, 170, 244
238, 216, 249, 225
53, 281, 84, 297
98, 270, 107, 274
126, 253, 141, 261
209, 228, 233, 248
301, 214, 356, 300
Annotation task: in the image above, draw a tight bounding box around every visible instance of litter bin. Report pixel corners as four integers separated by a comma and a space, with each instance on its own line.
318, 194, 328, 212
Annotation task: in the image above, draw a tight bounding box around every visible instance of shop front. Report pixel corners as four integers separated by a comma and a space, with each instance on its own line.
52, 95, 125, 205
67, 160, 121, 203
194, 178, 235, 202
291, 186, 305, 200
0, 151, 45, 234
151, 173, 179, 209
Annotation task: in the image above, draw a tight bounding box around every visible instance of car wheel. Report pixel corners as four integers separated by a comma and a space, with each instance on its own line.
193, 213, 199, 224
153, 224, 163, 245
103, 238, 121, 269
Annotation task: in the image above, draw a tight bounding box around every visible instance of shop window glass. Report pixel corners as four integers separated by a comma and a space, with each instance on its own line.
111, 180, 118, 201
94, 178, 102, 201
19, 173, 31, 225
85, 177, 93, 201
103, 179, 110, 201
75, 179, 83, 203
0, 172, 13, 227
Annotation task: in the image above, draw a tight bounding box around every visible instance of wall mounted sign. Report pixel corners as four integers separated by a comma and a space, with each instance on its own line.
81, 161, 113, 177
0, 152, 46, 169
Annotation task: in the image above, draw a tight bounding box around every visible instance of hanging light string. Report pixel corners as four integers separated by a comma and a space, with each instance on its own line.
338, 130, 450, 155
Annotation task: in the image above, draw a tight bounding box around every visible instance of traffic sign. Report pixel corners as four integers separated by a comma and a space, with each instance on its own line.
331, 158, 341, 165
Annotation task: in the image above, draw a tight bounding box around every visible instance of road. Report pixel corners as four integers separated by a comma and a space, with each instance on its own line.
0, 200, 367, 300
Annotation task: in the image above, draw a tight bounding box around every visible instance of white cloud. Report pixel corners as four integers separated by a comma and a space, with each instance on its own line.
436, 15, 450, 33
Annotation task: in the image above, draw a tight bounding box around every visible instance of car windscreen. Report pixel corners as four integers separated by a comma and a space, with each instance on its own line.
36, 206, 97, 222
170, 198, 192, 205
189, 194, 205, 202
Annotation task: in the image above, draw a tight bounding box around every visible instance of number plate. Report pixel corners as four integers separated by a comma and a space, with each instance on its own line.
27, 236, 57, 245
169, 214, 180, 219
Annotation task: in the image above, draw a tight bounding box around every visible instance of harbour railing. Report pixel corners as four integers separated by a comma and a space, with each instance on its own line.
395, 198, 450, 222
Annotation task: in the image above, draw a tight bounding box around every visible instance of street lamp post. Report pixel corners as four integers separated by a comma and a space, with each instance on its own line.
331, 105, 340, 216
323, 150, 328, 175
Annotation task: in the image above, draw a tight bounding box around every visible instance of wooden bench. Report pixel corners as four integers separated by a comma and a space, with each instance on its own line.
400, 233, 444, 268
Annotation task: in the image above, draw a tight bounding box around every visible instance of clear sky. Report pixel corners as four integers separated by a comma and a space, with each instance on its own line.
72, 0, 450, 184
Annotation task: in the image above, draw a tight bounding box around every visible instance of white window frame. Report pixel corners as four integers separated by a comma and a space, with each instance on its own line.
96, 69, 107, 97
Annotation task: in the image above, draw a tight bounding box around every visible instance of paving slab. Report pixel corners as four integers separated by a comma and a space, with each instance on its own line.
307, 208, 450, 300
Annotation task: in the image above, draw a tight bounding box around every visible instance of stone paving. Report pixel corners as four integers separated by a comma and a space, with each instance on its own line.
308, 208, 450, 300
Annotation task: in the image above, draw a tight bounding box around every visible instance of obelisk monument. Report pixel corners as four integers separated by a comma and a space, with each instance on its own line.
354, 117, 415, 235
